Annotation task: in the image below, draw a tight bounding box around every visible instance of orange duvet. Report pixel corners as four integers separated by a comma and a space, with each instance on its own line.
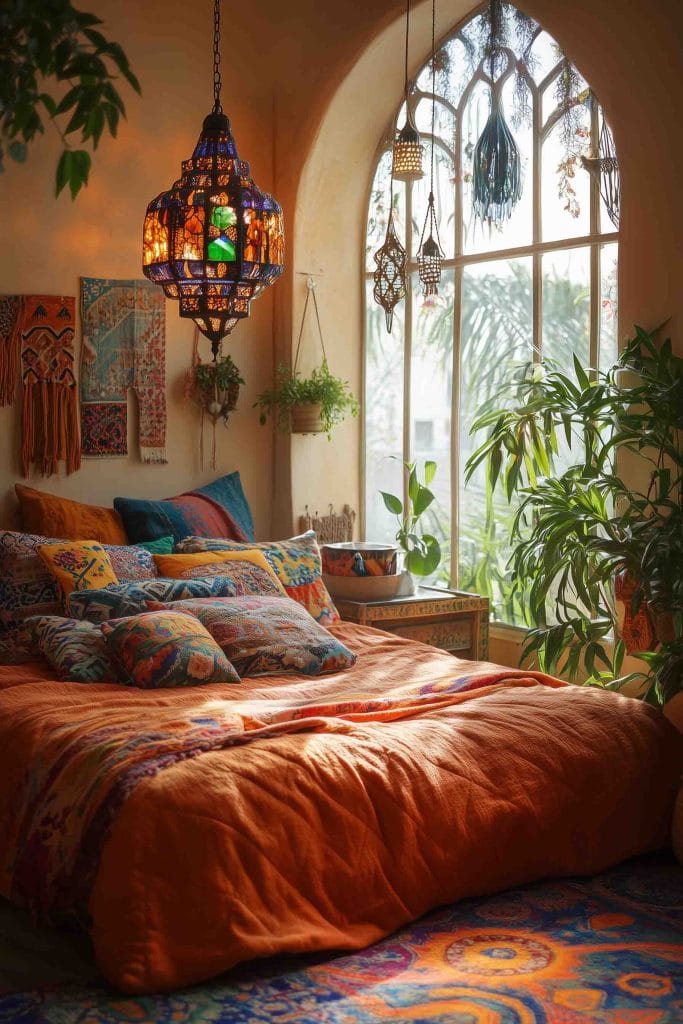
0, 623, 680, 994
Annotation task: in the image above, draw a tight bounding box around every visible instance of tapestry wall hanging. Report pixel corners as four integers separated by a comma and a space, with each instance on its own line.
80, 277, 167, 464
0, 294, 80, 477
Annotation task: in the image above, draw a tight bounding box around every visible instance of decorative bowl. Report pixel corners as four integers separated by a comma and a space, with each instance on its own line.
323, 572, 404, 602
322, 541, 399, 577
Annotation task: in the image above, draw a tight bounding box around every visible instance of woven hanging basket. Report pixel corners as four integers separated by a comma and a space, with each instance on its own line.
291, 402, 324, 435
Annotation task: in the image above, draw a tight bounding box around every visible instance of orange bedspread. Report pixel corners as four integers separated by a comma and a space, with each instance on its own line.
0, 623, 681, 994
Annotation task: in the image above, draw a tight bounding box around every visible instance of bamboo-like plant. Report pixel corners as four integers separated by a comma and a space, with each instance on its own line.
465, 325, 683, 705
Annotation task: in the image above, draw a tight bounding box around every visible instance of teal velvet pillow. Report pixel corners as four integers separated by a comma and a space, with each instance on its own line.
137, 535, 174, 555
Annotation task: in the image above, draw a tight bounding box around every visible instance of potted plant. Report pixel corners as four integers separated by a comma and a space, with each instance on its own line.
255, 361, 359, 438
465, 325, 682, 705
189, 354, 245, 425
381, 460, 442, 594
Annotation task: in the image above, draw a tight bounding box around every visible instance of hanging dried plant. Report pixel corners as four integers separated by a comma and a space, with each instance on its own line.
554, 56, 584, 152
472, 93, 523, 225
511, 10, 538, 129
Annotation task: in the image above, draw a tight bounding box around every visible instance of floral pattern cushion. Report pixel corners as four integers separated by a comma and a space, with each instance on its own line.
101, 611, 239, 689
27, 615, 114, 683
0, 531, 161, 628
149, 596, 356, 677
66, 577, 240, 624
37, 542, 119, 597
153, 550, 286, 596
175, 532, 339, 625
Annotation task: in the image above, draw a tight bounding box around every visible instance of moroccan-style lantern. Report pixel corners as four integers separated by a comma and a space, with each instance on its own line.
142, 0, 284, 357
373, 206, 407, 331
392, 0, 424, 183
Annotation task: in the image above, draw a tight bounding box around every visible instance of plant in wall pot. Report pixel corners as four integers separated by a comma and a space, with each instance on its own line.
466, 325, 682, 706
255, 361, 359, 439
381, 460, 442, 595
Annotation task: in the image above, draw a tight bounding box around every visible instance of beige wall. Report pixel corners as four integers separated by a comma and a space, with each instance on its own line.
0, 0, 277, 537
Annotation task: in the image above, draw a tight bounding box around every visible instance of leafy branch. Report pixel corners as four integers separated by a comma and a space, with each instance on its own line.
0, 0, 141, 199
381, 460, 442, 577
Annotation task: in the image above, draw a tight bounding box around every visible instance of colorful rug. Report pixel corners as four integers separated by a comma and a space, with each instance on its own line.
80, 278, 167, 463
1, 852, 681, 1022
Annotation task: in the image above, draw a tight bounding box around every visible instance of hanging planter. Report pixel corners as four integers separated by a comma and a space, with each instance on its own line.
373, 208, 407, 332
255, 278, 359, 439
472, 92, 523, 226
185, 332, 245, 469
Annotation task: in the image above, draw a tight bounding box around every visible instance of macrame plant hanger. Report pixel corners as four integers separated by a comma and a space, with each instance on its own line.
293, 275, 328, 375
372, 170, 407, 331
417, 0, 444, 296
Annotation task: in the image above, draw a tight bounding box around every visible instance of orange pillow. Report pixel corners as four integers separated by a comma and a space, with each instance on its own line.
153, 549, 286, 594
38, 541, 119, 598
16, 484, 128, 545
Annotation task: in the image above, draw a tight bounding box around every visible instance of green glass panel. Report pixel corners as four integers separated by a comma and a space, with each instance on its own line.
208, 236, 236, 261
211, 206, 236, 230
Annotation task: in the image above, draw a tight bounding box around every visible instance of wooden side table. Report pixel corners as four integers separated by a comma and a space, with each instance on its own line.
335, 586, 489, 660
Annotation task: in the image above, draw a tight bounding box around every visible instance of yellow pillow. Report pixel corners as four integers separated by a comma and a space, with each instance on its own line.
153, 549, 287, 595
38, 541, 119, 598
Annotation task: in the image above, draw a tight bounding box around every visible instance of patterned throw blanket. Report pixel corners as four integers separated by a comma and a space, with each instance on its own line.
6, 668, 562, 926
80, 277, 167, 463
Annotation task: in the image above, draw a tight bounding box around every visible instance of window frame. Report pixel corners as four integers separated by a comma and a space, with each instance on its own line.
361, 15, 619, 589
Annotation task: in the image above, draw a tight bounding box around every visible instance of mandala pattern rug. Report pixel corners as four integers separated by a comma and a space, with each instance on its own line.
1, 852, 681, 1023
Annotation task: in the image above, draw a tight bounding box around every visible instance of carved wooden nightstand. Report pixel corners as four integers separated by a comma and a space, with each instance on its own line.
335, 586, 489, 660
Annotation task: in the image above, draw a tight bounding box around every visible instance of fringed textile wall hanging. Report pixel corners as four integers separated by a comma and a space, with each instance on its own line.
472, 0, 523, 227
417, 0, 444, 297
0, 295, 22, 407
299, 504, 356, 544
392, 0, 424, 183
80, 278, 167, 464
11, 295, 80, 477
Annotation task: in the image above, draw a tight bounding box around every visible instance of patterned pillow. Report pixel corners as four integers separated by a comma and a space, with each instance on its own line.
175, 532, 339, 625
37, 541, 119, 597
137, 535, 174, 555
150, 596, 356, 677
67, 576, 240, 624
0, 531, 161, 628
101, 611, 239, 688
113, 471, 253, 545
152, 550, 286, 596
15, 483, 128, 544
27, 615, 114, 683
0, 622, 43, 666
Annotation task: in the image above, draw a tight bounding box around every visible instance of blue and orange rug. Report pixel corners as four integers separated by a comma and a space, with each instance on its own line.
2, 852, 682, 1023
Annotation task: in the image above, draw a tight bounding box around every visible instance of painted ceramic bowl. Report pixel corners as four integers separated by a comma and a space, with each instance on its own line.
322, 542, 399, 577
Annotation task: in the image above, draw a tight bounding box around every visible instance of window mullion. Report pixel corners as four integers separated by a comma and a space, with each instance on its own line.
589, 97, 601, 376
450, 110, 464, 588
532, 74, 542, 362
403, 180, 414, 513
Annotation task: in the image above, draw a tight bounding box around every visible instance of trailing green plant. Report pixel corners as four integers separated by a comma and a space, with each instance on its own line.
465, 325, 683, 705
0, 0, 140, 198
255, 361, 359, 439
194, 354, 244, 397
381, 461, 442, 577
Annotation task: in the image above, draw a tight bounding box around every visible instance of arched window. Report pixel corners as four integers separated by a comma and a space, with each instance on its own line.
363, 4, 618, 624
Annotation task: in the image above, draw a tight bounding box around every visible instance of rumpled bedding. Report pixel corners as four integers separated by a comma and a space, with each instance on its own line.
0, 622, 680, 994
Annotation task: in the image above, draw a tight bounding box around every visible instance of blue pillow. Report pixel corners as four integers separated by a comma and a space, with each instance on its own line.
114, 472, 253, 545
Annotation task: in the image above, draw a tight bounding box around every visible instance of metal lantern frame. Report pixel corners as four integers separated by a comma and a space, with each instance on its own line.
142, 0, 284, 357
392, 0, 424, 184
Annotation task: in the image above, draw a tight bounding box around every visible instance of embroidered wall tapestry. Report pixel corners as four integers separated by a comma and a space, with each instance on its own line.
0, 294, 81, 477
80, 277, 167, 463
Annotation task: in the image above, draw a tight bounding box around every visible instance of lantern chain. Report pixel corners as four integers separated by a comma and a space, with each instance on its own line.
213, 0, 222, 113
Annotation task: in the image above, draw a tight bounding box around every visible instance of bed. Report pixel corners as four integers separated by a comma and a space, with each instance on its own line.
0, 622, 680, 994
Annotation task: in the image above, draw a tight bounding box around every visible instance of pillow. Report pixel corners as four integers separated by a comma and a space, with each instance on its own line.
67, 576, 240, 624
15, 484, 127, 545
113, 471, 253, 545
37, 541, 118, 598
137, 535, 174, 555
0, 622, 43, 666
0, 531, 161, 628
101, 610, 239, 688
27, 615, 114, 683
152, 550, 287, 596
176, 531, 339, 625
149, 596, 356, 677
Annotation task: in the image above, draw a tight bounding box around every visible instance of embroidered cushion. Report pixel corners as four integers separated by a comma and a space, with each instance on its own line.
67, 576, 240, 624
113, 471, 254, 545
0, 531, 162, 628
37, 541, 119, 598
101, 610, 239, 688
15, 484, 128, 545
176, 531, 339, 625
152, 550, 286, 596
150, 596, 355, 677
27, 615, 114, 683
